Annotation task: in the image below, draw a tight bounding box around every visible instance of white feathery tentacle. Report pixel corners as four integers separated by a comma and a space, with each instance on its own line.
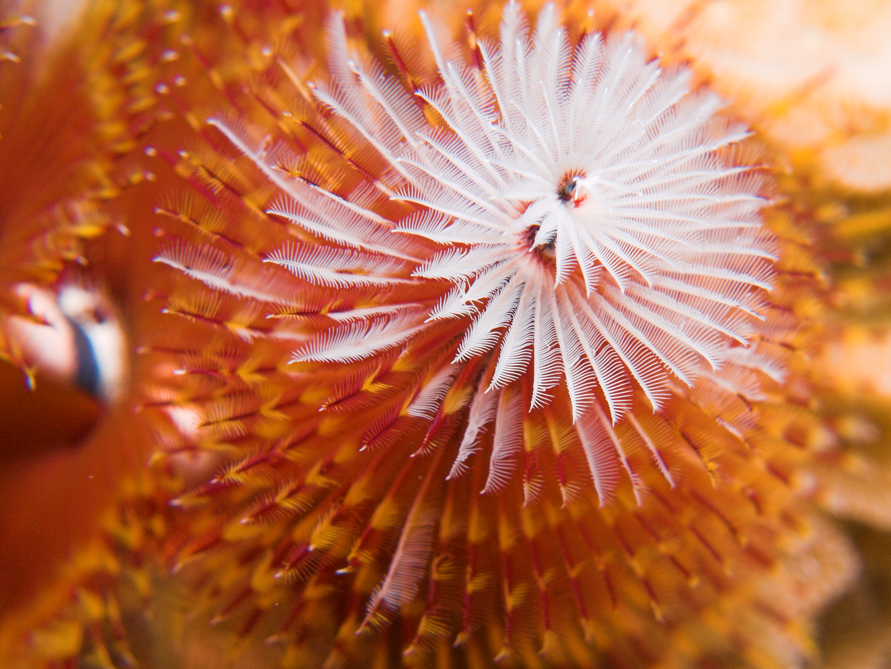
292, 316, 425, 363
448, 380, 499, 480
483, 387, 525, 492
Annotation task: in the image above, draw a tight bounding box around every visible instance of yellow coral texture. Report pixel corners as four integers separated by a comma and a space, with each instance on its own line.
2, 0, 891, 668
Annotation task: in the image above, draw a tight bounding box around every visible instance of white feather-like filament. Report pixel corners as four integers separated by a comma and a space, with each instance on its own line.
407, 366, 459, 420
363, 508, 437, 621
265, 243, 414, 289
292, 316, 424, 364
483, 387, 525, 493
362, 446, 446, 627
448, 379, 499, 480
